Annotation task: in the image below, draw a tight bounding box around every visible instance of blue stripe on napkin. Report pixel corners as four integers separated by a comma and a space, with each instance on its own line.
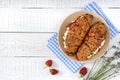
47, 2, 120, 73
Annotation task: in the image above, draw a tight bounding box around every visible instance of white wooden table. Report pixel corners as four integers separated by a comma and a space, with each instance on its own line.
0, 0, 120, 80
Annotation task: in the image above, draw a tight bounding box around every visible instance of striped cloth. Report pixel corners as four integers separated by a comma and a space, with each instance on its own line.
47, 2, 120, 73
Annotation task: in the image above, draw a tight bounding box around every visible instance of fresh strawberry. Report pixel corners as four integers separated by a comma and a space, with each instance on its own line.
67, 23, 73, 28
45, 60, 52, 67
75, 16, 80, 22
50, 69, 59, 75
79, 67, 87, 77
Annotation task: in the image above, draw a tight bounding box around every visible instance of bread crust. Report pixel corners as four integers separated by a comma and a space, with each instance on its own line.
64, 14, 93, 55
77, 21, 106, 60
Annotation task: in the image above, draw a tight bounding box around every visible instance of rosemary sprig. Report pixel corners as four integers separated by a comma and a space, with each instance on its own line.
92, 64, 115, 80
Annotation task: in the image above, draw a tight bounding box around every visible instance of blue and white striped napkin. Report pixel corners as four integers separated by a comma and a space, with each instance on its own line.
47, 2, 120, 73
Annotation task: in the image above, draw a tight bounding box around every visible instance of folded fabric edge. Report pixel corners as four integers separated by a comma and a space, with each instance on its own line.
47, 32, 58, 42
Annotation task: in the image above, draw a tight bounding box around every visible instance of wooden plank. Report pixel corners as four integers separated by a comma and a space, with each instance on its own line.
0, 8, 120, 32
0, 57, 82, 80
1, 0, 120, 8
0, 8, 80, 32
0, 33, 56, 57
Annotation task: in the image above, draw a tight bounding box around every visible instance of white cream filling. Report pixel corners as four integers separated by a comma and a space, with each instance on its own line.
87, 40, 105, 59
63, 27, 70, 48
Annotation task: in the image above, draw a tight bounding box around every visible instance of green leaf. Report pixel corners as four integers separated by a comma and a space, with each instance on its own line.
104, 34, 107, 39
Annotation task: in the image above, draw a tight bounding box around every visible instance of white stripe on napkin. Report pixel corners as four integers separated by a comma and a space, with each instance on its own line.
47, 2, 120, 73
